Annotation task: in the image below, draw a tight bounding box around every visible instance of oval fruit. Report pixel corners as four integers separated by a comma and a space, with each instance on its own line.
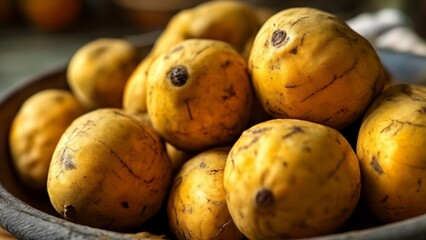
224, 119, 361, 239
357, 84, 426, 222
249, 7, 387, 129
47, 108, 172, 230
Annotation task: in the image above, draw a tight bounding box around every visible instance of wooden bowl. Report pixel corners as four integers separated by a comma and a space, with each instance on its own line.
1, 45, 426, 239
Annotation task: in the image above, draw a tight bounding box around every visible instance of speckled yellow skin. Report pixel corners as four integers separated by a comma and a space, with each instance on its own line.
122, 1, 261, 117
147, 39, 253, 152
357, 84, 426, 223
122, 54, 155, 116
224, 119, 361, 239
9, 89, 85, 190
67, 38, 140, 110
168, 147, 244, 240
47, 108, 172, 231
249, 7, 386, 129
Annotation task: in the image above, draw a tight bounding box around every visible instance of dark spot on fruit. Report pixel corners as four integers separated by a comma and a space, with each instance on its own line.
91, 46, 108, 58
285, 83, 298, 88
417, 106, 426, 114
221, 60, 232, 68
271, 29, 287, 47
171, 44, 184, 53
255, 188, 273, 207
289, 46, 297, 55
199, 162, 206, 168
168, 65, 188, 87
60, 147, 76, 171
371, 156, 384, 175
282, 126, 303, 139
399, 84, 413, 97
417, 178, 422, 192
121, 201, 129, 208
382, 195, 388, 203
222, 85, 236, 100
64, 204, 76, 219
53, 95, 66, 103
249, 126, 273, 135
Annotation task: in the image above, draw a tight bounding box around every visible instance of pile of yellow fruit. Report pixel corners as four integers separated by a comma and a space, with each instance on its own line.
8, 1, 426, 239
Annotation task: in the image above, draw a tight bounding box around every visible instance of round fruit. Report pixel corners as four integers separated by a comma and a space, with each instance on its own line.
47, 108, 172, 230
67, 38, 140, 110
9, 89, 85, 190
147, 39, 253, 152
357, 84, 426, 222
224, 118, 361, 239
168, 147, 243, 240
249, 7, 387, 129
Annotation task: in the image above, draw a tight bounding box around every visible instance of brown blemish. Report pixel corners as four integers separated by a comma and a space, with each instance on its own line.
97, 139, 142, 181
53, 95, 66, 103
168, 65, 188, 87
171, 44, 184, 53
91, 46, 108, 58
60, 147, 76, 170
199, 162, 206, 168
221, 85, 236, 100
417, 179, 422, 192
282, 126, 303, 139
382, 195, 389, 203
289, 46, 298, 55
248, 126, 273, 135
399, 84, 413, 97
301, 59, 358, 103
271, 29, 287, 47
285, 83, 299, 88
255, 188, 273, 207
371, 156, 384, 175
121, 201, 129, 208
417, 106, 426, 114
143, 176, 155, 184
221, 60, 232, 68
290, 16, 310, 28
184, 99, 193, 120
64, 204, 76, 219
207, 169, 223, 175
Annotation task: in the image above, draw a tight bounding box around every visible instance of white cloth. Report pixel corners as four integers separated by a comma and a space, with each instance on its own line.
347, 8, 426, 56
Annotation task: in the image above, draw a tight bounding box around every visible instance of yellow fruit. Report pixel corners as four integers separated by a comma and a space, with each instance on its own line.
47, 108, 172, 230
67, 38, 140, 110
185, 0, 261, 53
224, 119, 361, 239
249, 7, 386, 129
147, 39, 253, 152
168, 147, 243, 240
357, 84, 426, 223
123, 54, 155, 115
9, 89, 85, 190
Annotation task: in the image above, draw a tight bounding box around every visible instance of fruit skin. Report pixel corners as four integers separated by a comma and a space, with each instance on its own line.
224, 119, 361, 239
47, 108, 172, 231
123, 55, 155, 116
168, 147, 244, 240
147, 39, 253, 152
357, 84, 426, 223
67, 38, 140, 110
122, 1, 263, 117
9, 89, 85, 190
249, 7, 386, 129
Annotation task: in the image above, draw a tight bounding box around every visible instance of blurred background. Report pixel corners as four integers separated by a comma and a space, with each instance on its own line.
1, 0, 426, 95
